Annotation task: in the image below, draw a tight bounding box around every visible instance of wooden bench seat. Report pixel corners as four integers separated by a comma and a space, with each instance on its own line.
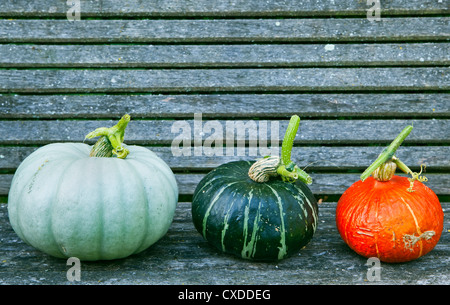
0, 0, 448, 285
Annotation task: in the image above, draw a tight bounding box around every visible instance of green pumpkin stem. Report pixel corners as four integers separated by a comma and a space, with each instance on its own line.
89, 136, 115, 158
280, 115, 300, 168
248, 115, 312, 184
360, 125, 428, 192
85, 114, 131, 159
360, 125, 413, 182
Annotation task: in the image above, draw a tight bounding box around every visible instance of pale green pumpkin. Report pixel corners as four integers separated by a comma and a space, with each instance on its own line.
8, 115, 178, 261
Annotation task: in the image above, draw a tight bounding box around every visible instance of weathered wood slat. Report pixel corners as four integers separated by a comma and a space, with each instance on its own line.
0, 68, 448, 93
0, 202, 448, 284
1, 93, 448, 119
0, 18, 448, 43
0, 0, 448, 17
1, 43, 449, 68
0, 119, 448, 146
174, 173, 450, 196
1, 173, 449, 197
2, 146, 450, 172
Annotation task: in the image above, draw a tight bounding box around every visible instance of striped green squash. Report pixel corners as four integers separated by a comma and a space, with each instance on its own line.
191, 115, 319, 261
192, 160, 318, 261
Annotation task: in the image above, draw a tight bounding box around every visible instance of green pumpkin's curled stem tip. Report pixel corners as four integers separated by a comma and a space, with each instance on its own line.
85, 114, 131, 159
248, 115, 312, 185
360, 125, 413, 182
294, 166, 313, 185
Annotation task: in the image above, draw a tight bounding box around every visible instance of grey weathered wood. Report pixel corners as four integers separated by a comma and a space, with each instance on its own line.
1, 172, 450, 198
173, 173, 450, 196
0, 202, 448, 284
1, 93, 449, 119
0, 119, 448, 146
0, 68, 448, 93
1, 43, 449, 68
2, 146, 450, 173
0, 0, 448, 17
0, 18, 448, 43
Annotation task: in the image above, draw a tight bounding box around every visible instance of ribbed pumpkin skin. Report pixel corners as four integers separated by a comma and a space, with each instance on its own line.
192, 161, 318, 261
8, 143, 178, 261
336, 176, 443, 263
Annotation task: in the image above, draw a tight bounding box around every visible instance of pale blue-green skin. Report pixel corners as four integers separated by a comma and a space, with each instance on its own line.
8, 143, 178, 261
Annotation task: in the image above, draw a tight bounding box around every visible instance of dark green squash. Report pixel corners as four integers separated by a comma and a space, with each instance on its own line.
192, 115, 318, 261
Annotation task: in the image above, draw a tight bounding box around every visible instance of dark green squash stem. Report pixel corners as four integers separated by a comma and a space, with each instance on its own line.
248, 115, 312, 184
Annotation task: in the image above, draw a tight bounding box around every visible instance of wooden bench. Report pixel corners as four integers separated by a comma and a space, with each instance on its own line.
0, 0, 449, 285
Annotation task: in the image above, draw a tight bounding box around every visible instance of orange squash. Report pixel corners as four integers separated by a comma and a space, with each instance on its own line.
336, 126, 444, 263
